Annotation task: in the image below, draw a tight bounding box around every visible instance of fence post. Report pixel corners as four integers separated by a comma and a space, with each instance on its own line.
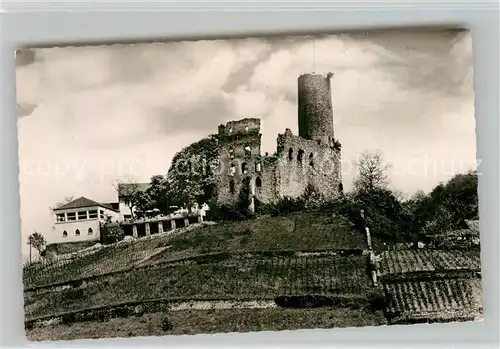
361, 208, 378, 287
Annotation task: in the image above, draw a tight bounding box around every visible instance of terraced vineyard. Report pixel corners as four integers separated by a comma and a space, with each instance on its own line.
378, 248, 481, 276
23, 240, 170, 289
378, 248, 483, 324
383, 278, 482, 323
24, 254, 372, 320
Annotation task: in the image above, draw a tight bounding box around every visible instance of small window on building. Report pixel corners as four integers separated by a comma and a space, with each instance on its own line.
256, 177, 262, 188
297, 149, 304, 163
62, 230, 68, 237
244, 145, 251, 157
75, 229, 80, 236
229, 148, 235, 159
124, 198, 129, 206
229, 163, 236, 176
77, 211, 87, 220
255, 162, 262, 172
288, 148, 293, 161
100, 210, 105, 219
88, 210, 98, 219
309, 153, 314, 167
67, 212, 76, 221
229, 180, 235, 194
242, 162, 248, 174
56, 213, 66, 222
88, 228, 93, 235
124, 214, 132, 220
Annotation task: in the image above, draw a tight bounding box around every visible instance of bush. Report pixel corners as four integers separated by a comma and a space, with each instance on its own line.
209, 204, 249, 222
257, 196, 305, 216
101, 224, 125, 245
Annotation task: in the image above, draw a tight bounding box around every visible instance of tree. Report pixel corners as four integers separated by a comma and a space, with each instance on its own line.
50, 196, 75, 211
167, 135, 219, 210
407, 170, 479, 237
27, 232, 46, 261
353, 150, 391, 193
145, 175, 170, 213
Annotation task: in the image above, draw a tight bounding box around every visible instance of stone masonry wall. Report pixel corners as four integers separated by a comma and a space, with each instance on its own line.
275, 129, 342, 200
215, 73, 341, 209
216, 118, 278, 207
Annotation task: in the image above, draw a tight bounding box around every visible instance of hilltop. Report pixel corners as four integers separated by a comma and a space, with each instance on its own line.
24, 210, 385, 339
23, 198, 482, 339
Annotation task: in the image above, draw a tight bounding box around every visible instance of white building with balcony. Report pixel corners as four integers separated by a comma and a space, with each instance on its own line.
51, 197, 120, 244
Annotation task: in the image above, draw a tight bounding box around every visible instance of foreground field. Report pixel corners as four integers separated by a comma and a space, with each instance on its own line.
26, 307, 387, 341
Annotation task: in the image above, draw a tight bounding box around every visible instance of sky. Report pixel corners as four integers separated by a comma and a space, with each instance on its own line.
15, 29, 477, 260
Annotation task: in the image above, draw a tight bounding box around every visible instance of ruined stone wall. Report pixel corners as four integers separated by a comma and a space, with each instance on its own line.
275, 129, 342, 200
298, 73, 335, 145
216, 118, 278, 207
215, 72, 341, 208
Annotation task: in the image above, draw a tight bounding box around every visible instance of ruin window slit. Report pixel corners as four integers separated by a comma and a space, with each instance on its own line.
256, 177, 262, 188
297, 149, 304, 163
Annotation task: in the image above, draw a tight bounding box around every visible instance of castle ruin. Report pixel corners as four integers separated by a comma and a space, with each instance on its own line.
216, 73, 343, 211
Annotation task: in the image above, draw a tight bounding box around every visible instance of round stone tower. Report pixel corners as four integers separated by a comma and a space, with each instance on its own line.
297, 72, 335, 145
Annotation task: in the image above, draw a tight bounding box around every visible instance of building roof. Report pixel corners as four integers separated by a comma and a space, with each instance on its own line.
101, 202, 120, 210
53, 197, 120, 212
117, 183, 149, 196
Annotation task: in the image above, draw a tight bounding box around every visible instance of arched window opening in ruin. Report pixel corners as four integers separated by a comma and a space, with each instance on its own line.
75, 229, 80, 236
229, 128, 233, 134
309, 153, 314, 167
62, 230, 68, 237
229, 180, 235, 194
242, 162, 248, 174
229, 148, 234, 159
229, 163, 236, 176
88, 228, 93, 235
244, 145, 251, 157
288, 148, 293, 161
297, 149, 304, 163
256, 177, 262, 188
255, 162, 262, 172
245, 126, 249, 132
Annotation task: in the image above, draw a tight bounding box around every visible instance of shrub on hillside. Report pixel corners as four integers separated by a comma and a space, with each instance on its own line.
256, 196, 305, 216
101, 223, 125, 245
208, 204, 249, 222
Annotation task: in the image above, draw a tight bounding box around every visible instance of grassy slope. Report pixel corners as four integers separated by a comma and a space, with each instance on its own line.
24, 211, 364, 288
24, 211, 374, 327
25, 254, 372, 319
26, 307, 387, 341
